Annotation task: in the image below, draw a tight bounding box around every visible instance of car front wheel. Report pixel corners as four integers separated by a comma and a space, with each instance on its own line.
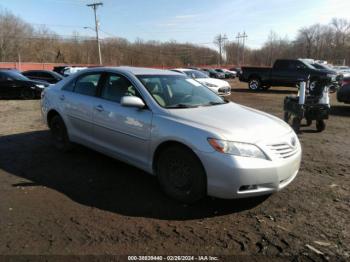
156, 145, 206, 203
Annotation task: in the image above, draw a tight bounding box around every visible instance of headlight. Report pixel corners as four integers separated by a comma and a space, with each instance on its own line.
35, 84, 45, 89
327, 74, 336, 81
208, 138, 267, 160
204, 82, 218, 87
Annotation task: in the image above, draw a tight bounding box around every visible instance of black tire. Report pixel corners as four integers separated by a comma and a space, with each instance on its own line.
306, 118, 312, 127
49, 115, 72, 152
248, 78, 261, 91
316, 120, 326, 132
292, 117, 301, 133
261, 85, 271, 91
284, 112, 291, 123
156, 145, 206, 204
21, 88, 36, 100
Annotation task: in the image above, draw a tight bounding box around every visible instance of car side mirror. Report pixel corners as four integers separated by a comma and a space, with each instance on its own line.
120, 96, 145, 109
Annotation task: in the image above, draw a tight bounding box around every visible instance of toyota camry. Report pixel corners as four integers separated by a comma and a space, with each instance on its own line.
41, 67, 302, 203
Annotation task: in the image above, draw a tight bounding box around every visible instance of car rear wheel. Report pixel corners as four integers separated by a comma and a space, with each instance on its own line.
284, 112, 291, 123
156, 145, 206, 203
292, 117, 301, 133
49, 115, 72, 152
316, 120, 326, 132
248, 78, 261, 91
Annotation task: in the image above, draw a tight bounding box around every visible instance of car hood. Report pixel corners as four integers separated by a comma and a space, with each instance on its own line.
316, 69, 337, 75
168, 102, 292, 143
196, 78, 230, 88
28, 80, 50, 87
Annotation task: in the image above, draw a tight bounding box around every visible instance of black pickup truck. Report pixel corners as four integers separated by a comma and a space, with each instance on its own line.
239, 59, 338, 91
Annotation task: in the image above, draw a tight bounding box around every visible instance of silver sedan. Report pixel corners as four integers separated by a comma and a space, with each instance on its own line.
41, 67, 302, 203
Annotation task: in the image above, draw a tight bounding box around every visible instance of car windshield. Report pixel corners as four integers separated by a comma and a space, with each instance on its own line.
184, 70, 209, 79
4, 71, 30, 81
138, 75, 226, 108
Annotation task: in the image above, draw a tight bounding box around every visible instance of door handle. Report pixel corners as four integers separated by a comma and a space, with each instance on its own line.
95, 105, 104, 112
59, 95, 65, 101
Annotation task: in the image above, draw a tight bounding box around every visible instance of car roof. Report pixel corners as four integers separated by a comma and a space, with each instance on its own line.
103, 66, 183, 76
171, 68, 193, 72
23, 70, 52, 73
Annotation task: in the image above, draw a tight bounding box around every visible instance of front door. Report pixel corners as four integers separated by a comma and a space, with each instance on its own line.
92, 73, 153, 168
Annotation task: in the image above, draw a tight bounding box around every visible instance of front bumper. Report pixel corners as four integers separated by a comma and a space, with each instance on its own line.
195, 137, 302, 199
218, 87, 232, 97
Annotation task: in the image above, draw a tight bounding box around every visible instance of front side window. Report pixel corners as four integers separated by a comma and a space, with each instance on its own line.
138, 75, 225, 108
100, 74, 139, 103
74, 74, 101, 96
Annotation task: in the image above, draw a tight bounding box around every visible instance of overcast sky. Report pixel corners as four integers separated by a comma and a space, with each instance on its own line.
1, 0, 349, 49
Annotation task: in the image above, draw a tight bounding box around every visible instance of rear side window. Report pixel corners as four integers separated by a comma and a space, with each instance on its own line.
62, 73, 102, 95
75, 74, 101, 96
274, 60, 289, 69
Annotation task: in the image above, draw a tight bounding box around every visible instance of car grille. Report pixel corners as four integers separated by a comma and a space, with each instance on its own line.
267, 143, 298, 159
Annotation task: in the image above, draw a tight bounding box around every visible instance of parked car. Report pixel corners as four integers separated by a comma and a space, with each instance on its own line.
230, 67, 242, 77
310, 63, 343, 91
22, 70, 64, 84
62, 67, 88, 76
0, 70, 49, 99
240, 59, 338, 91
41, 67, 302, 203
201, 68, 225, 79
337, 82, 350, 104
53, 66, 69, 76
331, 66, 350, 78
215, 69, 235, 79
171, 68, 231, 96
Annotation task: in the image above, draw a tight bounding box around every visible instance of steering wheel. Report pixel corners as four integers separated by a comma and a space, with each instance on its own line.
181, 94, 192, 103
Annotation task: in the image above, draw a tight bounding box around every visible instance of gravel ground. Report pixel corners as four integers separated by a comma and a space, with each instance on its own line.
0, 80, 349, 261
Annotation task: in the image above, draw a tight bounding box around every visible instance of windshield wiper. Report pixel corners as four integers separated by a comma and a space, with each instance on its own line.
166, 104, 199, 109
203, 101, 227, 106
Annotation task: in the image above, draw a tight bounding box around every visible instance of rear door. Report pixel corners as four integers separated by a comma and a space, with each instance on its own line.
58, 72, 103, 144
92, 73, 153, 168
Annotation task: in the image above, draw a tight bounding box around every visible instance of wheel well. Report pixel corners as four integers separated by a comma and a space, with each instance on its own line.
248, 75, 261, 82
47, 110, 60, 128
152, 141, 206, 176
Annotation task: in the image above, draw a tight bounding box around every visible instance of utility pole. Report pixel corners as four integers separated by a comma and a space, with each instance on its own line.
87, 2, 103, 65
236, 32, 248, 66
215, 34, 228, 66
236, 33, 241, 66
241, 32, 248, 66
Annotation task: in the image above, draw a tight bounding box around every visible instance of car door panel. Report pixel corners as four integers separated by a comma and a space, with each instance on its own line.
58, 73, 102, 144
91, 73, 153, 168
60, 91, 97, 143
93, 99, 152, 167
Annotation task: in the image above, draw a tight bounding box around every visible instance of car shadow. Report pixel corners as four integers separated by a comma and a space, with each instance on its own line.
330, 105, 350, 117
231, 88, 297, 95
0, 131, 268, 221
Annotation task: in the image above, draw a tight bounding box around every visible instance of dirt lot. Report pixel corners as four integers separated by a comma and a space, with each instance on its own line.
0, 80, 349, 261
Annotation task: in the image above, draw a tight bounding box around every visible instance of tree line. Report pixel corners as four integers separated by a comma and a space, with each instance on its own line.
0, 9, 349, 67
224, 18, 350, 66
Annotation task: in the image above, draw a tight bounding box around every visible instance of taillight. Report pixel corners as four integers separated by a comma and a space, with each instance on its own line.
342, 79, 350, 86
